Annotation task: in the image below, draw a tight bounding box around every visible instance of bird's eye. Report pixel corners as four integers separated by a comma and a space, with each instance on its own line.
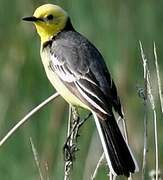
46, 14, 54, 20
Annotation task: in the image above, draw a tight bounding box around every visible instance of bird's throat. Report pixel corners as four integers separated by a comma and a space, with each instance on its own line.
35, 24, 57, 43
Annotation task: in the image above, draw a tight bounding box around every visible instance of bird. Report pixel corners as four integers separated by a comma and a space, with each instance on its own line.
22, 4, 138, 177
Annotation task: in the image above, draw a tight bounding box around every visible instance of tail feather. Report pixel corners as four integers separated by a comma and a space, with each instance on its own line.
92, 112, 138, 177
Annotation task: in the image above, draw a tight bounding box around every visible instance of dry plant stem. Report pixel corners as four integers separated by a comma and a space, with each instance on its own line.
153, 110, 158, 180
0, 92, 60, 147
64, 109, 92, 180
128, 176, 133, 180
117, 116, 129, 145
121, 119, 128, 143
30, 137, 44, 180
140, 42, 159, 180
139, 41, 148, 180
45, 162, 50, 180
64, 106, 81, 180
142, 106, 148, 180
110, 172, 117, 180
109, 172, 113, 180
147, 70, 159, 180
64, 104, 72, 180
153, 42, 163, 114
91, 152, 105, 180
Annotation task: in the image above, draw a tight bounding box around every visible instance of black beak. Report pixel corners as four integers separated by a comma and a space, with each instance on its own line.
22, 16, 41, 22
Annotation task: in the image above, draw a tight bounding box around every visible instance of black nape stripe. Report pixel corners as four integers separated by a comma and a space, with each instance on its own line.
42, 40, 53, 49
63, 17, 75, 31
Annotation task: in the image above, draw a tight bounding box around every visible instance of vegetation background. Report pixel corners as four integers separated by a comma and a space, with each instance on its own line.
0, 0, 162, 179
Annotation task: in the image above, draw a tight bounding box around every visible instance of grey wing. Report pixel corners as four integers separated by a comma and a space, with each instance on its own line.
48, 36, 122, 118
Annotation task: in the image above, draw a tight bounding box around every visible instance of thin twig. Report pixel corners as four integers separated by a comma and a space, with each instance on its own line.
110, 172, 117, 180
149, 169, 162, 180
139, 41, 148, 80
30, 137, 44, 180
64, 104, 72, 180
0, 92, 59, 147
63, 106, 80, 180
45, 161, 50, 180
153, 109, 159, 180
64, 109, 91, 179
109, 171, 113, 180
142, 106, 148, 180
139, 41, 148, 180
147, 67, 159, 180
153, 42, 163, 114
117, 115, 129, 145
139, 42, 159, 180
91, 152, 105, 180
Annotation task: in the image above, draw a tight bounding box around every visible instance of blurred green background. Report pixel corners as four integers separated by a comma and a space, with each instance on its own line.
0, 0, 162, 179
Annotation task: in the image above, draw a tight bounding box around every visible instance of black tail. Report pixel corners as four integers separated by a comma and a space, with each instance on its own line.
93, 112, 138, 177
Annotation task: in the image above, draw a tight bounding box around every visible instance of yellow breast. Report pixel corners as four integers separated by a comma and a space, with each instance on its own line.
40, 47, 90, 110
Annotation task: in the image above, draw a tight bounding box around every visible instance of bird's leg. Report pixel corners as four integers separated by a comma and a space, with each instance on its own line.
75, 112, 92, 139
63, 106, 80, 162
63, 110, 92, 162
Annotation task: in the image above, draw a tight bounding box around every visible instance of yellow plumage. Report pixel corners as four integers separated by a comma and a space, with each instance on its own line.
33, 4, 68, 43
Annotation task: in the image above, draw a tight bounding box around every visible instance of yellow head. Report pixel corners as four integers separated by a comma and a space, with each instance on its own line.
23, 4, 68, 43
